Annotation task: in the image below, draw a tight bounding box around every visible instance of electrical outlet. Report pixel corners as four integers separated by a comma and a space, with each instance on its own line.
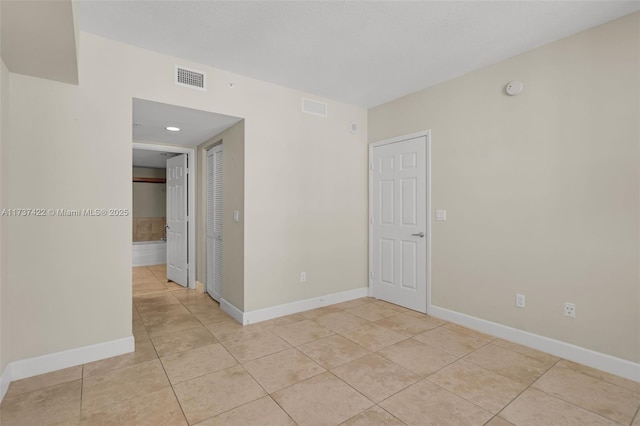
300, 272, 306, 283
516, 294, 525, 308
564, 302, 576, 318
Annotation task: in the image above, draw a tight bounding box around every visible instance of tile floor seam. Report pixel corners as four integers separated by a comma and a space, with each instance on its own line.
340, 404, 408, 426
152, 327, 190, 425
267, 393, 301, 425
242, 351, 328, 396
527, 357, 562, 386
411, 332, 491, 359
149, 324, 218, 355
461, 357, 536, 386
425, 368, 516, 413
630, 405, 640, 426
349, 358, 425, 405
192, 395, 279, 426
490, 366, 539, 423
171, 372, 259, 426
324, 369, 377, 407
528, 386, 629, 425
482, 414, 502, 426
77, 365, 84, 424
538, 364, 640, 399
524, 356, 623, 416
400, 335, 468, 374
421, 377, 495, 417
443, 325, 497, 343
374, 403, 409, 426
160, 347, 241, 386
460, 343, 555, 386
219, 337, 293, 365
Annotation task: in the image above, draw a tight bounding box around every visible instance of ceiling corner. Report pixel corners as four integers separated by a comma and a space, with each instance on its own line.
1, 0, 79, 85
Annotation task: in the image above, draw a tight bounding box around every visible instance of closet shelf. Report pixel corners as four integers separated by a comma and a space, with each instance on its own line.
133, 177, 166, 183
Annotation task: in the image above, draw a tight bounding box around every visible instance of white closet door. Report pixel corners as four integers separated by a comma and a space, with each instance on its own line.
207, 145, 223, 301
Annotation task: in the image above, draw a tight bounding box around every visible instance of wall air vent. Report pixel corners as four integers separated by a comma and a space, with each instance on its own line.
175, 65, 206, 91
302, 98, 327, 118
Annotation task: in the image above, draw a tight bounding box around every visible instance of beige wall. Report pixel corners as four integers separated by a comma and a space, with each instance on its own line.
2, 31, 367, 366
196, 121, 245, 309
243, 104, 369, 312
132, 167, 166, 218
368, 13, 639, 363
0, 39, 7, 372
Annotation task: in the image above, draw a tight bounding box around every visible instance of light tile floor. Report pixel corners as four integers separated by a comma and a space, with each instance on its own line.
1, 264, 639, 425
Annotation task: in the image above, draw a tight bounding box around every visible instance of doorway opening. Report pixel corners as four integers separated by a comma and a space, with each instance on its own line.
131, 97, 243, 296
132, 143, 195, 288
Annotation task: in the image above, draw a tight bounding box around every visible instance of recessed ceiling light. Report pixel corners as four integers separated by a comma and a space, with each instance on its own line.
165, 126, 181, 132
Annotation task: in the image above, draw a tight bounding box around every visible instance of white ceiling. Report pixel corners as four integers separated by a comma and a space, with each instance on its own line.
133, 98, 242, 146
132, 149, 176, 169
79, 1, 639, 108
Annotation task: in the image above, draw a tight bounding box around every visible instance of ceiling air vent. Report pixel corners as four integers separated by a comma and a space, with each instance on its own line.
175, 65, 206, 91
302, 98, 327, 118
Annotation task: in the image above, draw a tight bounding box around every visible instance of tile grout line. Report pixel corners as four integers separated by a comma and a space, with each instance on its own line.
630, 405, 640, 426
530, 375, 637, 425
489, 357, 563, 425
78, 364, 84, 424
145, 267, 190, 425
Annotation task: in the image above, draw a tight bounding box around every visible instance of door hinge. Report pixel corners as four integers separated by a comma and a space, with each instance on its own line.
369, 162, 373, 171
370, 271, 374, 280
369, 217, 373, 225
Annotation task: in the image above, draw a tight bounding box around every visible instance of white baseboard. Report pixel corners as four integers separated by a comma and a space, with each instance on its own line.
0, 336, 134, 402
429, 305, 640, 383
220, 287, 369, 326
243, 287, 369, 325
0, 364, 13, 402
220, 298, 244, 324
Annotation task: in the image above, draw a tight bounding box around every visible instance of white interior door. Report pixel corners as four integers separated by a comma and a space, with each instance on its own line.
166, 154, 188, 286
371, 134, 428, 312
206, 145, 223, 300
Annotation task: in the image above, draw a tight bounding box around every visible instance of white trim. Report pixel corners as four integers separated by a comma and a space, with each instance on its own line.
429, 305, 640, 383
221, 287, 369, 326
220, 298, 244, 324
0, 365, 12, 402
132, 141, 197, 289
0, 336, 134, 402
368, 130, 432, 314
244, 287, 369, 325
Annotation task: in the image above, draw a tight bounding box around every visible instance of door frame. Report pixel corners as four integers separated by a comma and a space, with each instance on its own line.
133, 141, 197, 289
368, 130, 432, 313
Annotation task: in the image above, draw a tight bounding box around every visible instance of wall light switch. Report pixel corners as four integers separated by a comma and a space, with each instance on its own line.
436, 210, 447, 221
233, 210, 240, 222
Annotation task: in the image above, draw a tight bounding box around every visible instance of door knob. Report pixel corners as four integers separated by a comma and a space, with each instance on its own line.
411, 232, 425, 238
